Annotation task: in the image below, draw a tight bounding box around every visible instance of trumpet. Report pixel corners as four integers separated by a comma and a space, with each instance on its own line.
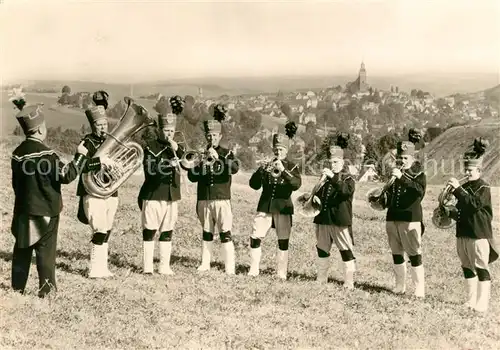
295, 173, 329, 218
179, 142, 217, 169
431, 176, 468, 229
366, 164, 403, 211
258, 157, 282, 178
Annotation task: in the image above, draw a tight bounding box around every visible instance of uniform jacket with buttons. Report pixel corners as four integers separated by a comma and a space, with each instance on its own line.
249, 159, 302, 215
187, 146, 239, 201
313, 171, 355, 226
386, 161, 426, 222
138, 139, 186, 204
11, 138, 83, 217
451, 178, 493, 239
76, 133, 117, 197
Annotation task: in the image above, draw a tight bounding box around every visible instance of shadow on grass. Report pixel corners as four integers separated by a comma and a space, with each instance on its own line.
0, 249, 451, 302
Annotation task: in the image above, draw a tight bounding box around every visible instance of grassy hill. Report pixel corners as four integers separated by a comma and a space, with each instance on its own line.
423, 120, 500, 186
0, 136, 499, 348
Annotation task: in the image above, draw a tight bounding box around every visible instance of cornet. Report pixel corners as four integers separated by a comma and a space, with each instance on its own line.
431, 176, 468, 229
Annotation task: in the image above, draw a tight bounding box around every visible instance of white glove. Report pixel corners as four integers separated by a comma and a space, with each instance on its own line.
322, 168, 334, 179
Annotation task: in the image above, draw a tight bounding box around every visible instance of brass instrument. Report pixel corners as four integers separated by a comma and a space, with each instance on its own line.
431, 176, 468, 229
82, 97, 155, 198
366, 164, 403, 211
179, 141, 217, 169
295, 173, 329, 218
257, 157, 282, 178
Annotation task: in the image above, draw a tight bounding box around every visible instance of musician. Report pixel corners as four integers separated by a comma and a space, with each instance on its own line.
138, 108, 186, 275
446, 138, 498, 312
248, 128, 301, 279
10, 97, 88, 297
312, 134, 355, 289
77, 91, 118, 278
383, 139, 426, 298
187, 114, 239, 274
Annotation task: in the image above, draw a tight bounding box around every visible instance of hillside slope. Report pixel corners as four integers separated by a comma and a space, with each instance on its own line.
423, 120, 500, 185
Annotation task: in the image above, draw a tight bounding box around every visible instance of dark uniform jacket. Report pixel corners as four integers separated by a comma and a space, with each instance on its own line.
313, 171, 355, 226
249, 159, 301, 215
451, 178, 493, 239
187, 146, 239, 201
138, 139, 186, 205
386, 162, 426, 223
77, 133, 117, 198
11, 138, 83, 247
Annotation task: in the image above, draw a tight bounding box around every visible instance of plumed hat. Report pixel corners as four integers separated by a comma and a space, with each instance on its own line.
397, 128, 422, 156
85, 90, 109, 124
10, 87, 45, 134
203, 103, 227, 134
273, 120, 298, 149
329, 132, 350, 159
463, 137, 489, 167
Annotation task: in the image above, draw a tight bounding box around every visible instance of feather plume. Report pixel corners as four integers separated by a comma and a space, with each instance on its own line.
181, 95, 199, 125
92, 90, 109, 110
285, 120, 298, 139
213, 103, 227, 122
153, 95, 170, 115
335, 132, 350, 149
472, 137, 489, 157
9, 86, 26, 111
169, 95, 185, 115
408, 128, 422, 144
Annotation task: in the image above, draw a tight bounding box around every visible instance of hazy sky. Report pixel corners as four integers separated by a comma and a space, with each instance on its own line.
1, 0, 499, 83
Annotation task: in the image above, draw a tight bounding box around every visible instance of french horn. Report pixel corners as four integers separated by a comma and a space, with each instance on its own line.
431, 176, 468, 229
82, 97, 155, 198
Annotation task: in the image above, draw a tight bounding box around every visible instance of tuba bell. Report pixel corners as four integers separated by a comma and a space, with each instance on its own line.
82, 97, 155, 198
431, 176, 468, 229
295, 173, 329, 218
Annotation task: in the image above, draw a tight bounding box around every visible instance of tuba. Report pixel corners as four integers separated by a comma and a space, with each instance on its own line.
295, 173, 329, 218
82, 97, 155, 198
431, 176, 468, 229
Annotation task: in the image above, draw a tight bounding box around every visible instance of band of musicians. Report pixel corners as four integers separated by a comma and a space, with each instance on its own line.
8, 89, 499, 315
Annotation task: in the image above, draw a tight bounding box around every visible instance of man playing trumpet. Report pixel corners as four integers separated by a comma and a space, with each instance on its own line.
376, 134, 427, 298
138, 96, 187, 275
445, 138, 498, 313
187, 106, 239, 275
248, 122, 301, 280
310, 133, 356, 288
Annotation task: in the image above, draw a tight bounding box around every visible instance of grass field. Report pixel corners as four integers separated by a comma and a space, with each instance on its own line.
0, 136, 499, 349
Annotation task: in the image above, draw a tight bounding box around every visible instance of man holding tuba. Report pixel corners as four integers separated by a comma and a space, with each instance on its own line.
77, 91, 119, 278
247, 121, 301, 280
445, 138, 498, 313
187, 106, 239, 275
311, 133, 356, 289
137, 96, 187, 275
10, 91, 88, 297
378, 131, 427, 298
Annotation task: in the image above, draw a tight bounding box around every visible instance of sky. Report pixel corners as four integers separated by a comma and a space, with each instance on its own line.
0, 0, 499, 83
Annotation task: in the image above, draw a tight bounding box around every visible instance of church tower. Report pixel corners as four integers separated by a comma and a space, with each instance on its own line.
358, 61, 367, 92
